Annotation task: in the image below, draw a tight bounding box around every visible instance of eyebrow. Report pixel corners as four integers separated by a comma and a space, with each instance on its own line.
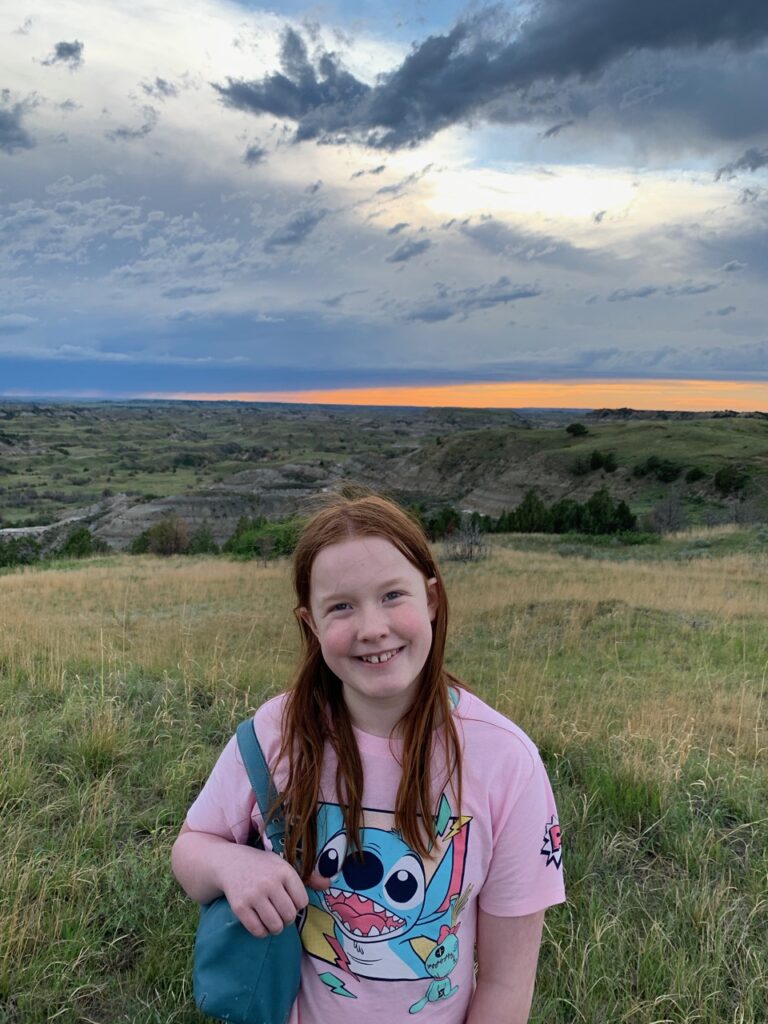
317, 578, 411, 602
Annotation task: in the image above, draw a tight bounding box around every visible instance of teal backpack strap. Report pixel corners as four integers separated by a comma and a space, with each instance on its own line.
235, 718, 286, 856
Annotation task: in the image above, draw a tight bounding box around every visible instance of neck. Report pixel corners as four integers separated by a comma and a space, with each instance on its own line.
342, 688, 413, 739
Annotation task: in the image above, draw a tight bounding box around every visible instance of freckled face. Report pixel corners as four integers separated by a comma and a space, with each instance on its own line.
300, 536, 437, 731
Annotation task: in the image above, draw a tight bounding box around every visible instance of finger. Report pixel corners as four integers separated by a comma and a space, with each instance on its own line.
253, 900, 287, 935
270, 887, 303, 926
284, 871, 312, 908
233, 905, 269, 939
306, 868, 332, 891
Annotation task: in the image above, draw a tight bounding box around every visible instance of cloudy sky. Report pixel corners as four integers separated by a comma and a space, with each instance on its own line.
1, 0, 767, 408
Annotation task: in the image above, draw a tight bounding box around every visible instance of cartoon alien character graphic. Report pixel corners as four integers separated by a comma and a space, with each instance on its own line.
409, 887, 472, 1014
303, 803, 470, 985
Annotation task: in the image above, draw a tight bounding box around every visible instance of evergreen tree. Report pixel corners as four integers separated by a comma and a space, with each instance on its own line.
514, 490, 551, 533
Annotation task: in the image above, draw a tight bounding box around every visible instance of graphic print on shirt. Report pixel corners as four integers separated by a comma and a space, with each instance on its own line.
408, 884, 472, 1014
540, 814, 562, 869
301, 792, 472, 997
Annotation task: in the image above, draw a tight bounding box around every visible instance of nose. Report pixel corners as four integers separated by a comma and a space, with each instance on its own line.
356, 603, 389, 642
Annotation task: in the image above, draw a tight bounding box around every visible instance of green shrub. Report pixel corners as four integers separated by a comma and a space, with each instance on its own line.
570, 456, 591, 477
58, 526, 107, 558
633, 455, 682, 482
566, 422, 588, 436
714, 465, 749, 495
187, 523, 219, 555
129, 515, 189, 556
227, 518, 303, 560
685, 466, 706, 483
0, 535, 41, 567
425, 506, 462, 540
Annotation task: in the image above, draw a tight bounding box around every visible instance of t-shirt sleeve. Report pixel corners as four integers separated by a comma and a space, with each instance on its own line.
185, 730, 256, 845
478, 745, 565, 917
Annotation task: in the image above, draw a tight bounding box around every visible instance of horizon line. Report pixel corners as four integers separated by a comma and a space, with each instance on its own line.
2, 377, 767, 413
139, 378, 768, 413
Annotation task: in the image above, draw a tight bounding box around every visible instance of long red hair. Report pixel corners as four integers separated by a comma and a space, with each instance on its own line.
275, 492, 463, 881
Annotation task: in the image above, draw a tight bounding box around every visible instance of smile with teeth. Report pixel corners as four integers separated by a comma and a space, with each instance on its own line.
357, 647, 403, 665
324, 888, 406, 939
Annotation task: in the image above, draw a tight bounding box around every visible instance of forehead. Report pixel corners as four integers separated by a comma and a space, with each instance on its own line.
310, 535, 422, 598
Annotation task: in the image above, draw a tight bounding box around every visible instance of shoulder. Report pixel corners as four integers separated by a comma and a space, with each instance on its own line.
252, 691, 291, 772
253, 691, 290, 732
454, 687, 539, 777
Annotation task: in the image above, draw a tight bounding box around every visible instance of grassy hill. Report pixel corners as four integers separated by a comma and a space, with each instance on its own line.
375, 415, 768, 523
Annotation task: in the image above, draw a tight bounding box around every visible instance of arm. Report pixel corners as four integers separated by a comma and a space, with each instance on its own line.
465, 908, 545, 1024
171, 821, 329, 937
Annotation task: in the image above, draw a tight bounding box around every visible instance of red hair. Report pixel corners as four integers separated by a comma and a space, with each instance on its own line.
275, 492, 463, 880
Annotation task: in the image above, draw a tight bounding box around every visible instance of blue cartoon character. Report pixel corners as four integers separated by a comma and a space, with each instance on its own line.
302, 802, 470, 986
409, 887, 472, 1014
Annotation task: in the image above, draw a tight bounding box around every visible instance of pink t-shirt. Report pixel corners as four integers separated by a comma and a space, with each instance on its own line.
186, 688, 565, 1023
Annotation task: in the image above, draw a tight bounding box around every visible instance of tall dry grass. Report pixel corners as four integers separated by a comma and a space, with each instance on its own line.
0, 544, 766, 1023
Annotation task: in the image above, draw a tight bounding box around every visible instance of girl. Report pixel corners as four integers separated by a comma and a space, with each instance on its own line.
172, 493, 565, 1023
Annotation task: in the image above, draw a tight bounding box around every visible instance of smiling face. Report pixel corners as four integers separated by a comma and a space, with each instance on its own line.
300, 535, 438, 735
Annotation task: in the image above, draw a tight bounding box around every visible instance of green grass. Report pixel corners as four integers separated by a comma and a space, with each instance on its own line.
0, 540, 766, 1022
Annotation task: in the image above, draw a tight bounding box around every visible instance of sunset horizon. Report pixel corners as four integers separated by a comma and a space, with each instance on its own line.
137, 378, 768, 413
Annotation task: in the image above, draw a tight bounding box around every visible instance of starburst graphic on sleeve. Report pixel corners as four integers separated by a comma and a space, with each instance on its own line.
540, 815, 562, 869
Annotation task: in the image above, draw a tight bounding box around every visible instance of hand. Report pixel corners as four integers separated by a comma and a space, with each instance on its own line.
216, 845, 330, 938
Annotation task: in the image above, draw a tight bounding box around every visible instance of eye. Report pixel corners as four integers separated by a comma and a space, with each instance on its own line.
316, 830, 348, 879
382, 854, 424, 909
384, 591, 403, 601
329, 602, 350, 613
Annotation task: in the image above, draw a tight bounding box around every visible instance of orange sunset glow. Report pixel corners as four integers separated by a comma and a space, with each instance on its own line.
147, 379, 768, 412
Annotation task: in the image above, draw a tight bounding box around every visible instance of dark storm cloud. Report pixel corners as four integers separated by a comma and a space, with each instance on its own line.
542, 120, 574, 138
404, 276, 541, 322
385, 237, 431, 263
667, 282, 718, 297
0, 101, 35, 154
243, 143, 266, 165
106, 106, 159, 141
263, 206, 328, 251
375, 166, 432, 198
716, 146, 768, 180
387, 222, 409, 235
739, 187, 763, 204
608, 282, 718, 301
142, 77, 178, 100
214, 2, 768, 150
608, 285, 659, 301
162, 286, 221, 299
214, 27, 369, 138
351, 165, 386, 179
708, 306, 736, 316
305, 180, 322, 194
42, 40, 84, 69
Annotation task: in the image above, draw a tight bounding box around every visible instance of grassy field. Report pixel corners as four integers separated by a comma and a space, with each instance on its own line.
0, 531, 766, 1023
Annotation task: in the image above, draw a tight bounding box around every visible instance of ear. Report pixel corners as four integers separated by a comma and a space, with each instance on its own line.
298, 606, 319, 638
426, 577, 438, 622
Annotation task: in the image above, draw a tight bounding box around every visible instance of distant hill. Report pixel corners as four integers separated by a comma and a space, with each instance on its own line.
586, 408, 768, 422
0, 402, 766, 546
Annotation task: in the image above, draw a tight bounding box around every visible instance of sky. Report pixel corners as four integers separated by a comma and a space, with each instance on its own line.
1, 0, 767, 409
